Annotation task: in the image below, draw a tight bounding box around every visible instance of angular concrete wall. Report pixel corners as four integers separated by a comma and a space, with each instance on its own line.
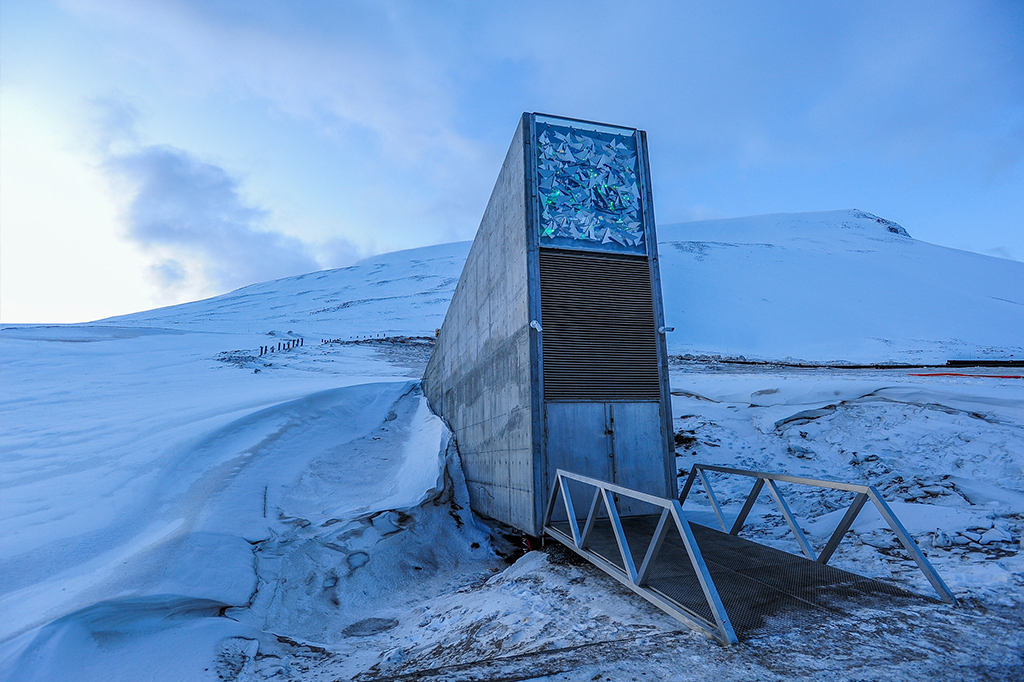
425, 113, 675, 537
422, 115, 541, 533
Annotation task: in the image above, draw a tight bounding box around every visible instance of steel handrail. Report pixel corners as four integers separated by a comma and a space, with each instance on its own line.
679, 463, 956, 604
543, 469, 738, 644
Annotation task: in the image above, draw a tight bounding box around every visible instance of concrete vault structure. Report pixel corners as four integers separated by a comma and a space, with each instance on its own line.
423, 113, 675, 536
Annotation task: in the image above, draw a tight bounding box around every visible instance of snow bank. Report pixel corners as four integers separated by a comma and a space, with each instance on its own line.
803, 501, 992, 538
0, 315, 493, 679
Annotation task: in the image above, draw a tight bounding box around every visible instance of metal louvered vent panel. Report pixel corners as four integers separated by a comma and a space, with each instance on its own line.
539, 248, 661, 401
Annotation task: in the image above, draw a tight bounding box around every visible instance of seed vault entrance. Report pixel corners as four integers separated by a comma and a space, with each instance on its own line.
423, 114, 956, 644
423, 113, 675, 536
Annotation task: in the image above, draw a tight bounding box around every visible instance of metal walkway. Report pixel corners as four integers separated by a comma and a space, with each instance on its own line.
543, 466, 955, 644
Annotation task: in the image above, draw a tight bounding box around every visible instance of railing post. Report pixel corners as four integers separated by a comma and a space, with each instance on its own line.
697, 468, 729, 532
866, 487, 957, 604
559, 475, 582, 547
730, 477, 765, 535
579, 487, 603, 550
602, 489, 638, 582
637, 508, 670, 586
678, 464, 699, 503
669, 500, 738, 644
763, 479, 817, 561
817, 491, 868, 564
542, 471, 562, 528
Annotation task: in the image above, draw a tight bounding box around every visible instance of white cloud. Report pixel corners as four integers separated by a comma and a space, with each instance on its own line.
104, 140, 321, 294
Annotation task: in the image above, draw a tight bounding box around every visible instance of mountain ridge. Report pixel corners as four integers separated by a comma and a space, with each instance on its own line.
94, 209, 1023, 364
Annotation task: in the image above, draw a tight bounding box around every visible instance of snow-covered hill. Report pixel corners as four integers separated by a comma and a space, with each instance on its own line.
101, 241, 470, 338
658, 210, 1024, 363
102, 209, 1024, 364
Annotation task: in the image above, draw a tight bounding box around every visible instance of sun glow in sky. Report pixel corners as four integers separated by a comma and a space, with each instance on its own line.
2, 0, 1022, 323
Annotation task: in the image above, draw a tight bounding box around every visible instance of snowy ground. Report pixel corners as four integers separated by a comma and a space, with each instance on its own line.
3, 211, 1023, 681
3, 336, 1021, 681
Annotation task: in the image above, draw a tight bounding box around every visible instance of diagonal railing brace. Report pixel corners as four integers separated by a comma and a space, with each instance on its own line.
543, 469, 738, 645
678, 463, 956, 604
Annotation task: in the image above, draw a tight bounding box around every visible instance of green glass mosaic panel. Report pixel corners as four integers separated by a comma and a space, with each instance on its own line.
536, 121, 644, 253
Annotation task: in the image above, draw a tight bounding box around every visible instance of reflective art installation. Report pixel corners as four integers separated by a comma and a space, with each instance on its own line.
536, 119, 645, 254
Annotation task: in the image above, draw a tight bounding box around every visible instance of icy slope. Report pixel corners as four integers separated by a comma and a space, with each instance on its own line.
101, 241, 471, 338
0, 324, 498, 679
102, 209, 1024, 364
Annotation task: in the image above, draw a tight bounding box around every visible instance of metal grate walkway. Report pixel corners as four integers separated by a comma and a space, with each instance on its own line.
550, 515, 918, 638
543, 467, 955, 644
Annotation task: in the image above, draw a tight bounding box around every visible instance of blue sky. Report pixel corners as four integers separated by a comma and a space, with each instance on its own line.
2, 0, 1022, 322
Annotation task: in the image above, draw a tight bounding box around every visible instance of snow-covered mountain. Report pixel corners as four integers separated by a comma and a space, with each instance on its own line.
658, 210, 1024, 363
103, 209, 1024, 364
